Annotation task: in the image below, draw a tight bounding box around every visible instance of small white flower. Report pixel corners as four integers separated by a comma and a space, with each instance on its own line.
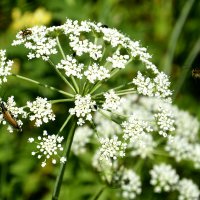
72, 126, 93, 155
150, 163, 179, 193
60, 157, 67, 163
69, 94, 96, 125
132, 71, 172, 101
132, 72, 155, 97
69, 37, 89, 56
0, 49, 13, 84
28, 138, 34, 143
88, 42, 102, 60
27, 97, 55, 127
28, 130, 66, 167
173, 107, 200, 142
120, 169, 142, 200
84, 63, 110, 83
56, 56, 84, 79
94, 111, 122, 137
177, 178, 200, 200
106, 50, 129, 69
12, 26, 58, 60
188, 143, 200, 169
154, 105, 175, 137
102, 90, 123, 111
129, 132, 156, 159
121, 114, 153, 140
98, 136, 127, 165
165, 136, 193, 162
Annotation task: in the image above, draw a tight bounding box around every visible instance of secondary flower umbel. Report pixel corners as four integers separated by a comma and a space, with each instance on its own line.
28, 130, 66, 167
27, 97, 55, 127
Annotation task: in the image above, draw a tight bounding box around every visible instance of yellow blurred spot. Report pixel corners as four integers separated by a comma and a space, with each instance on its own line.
10, 7, 52, 30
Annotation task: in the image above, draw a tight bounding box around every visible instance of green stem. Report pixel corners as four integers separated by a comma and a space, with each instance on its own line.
50, 99, 74, 104
153, 150, 169, 157
57, 115, 73, 135
56, 36, 79, 93
56, 36, 66, 59
116, 91, 136, 96
99, 109, 120, 124
163, 0, 195, 74
52, 118, 77, 200
48, 59, 76, 94
116, 88, 135, 93
89, 82, 102, 95
91, 186, 106, 200
112, 81, 132, 91
11, 74, 74, 98
109, 68, 119, 78
70, 76, 79, 93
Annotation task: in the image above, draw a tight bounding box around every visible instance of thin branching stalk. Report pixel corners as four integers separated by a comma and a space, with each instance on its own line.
11, 74, 74, 98
50, 99, 74, 104
52, 118, 77, 200
116, 91, 137, 96
89, 82, 103, 95
91, 186, 106, 200
57, 114, 73, 135
48, 58, 77, 94
56, 36, 79, 93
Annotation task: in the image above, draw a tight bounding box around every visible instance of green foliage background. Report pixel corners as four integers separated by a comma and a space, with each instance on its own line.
0, 0, 200, 199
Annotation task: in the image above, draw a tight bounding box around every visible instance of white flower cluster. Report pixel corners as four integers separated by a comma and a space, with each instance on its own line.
177, 178, 200, 200
106, 50, 130, 69
190, 144, 200, 169
28, 130, 66, 167
56, 56, 84, 79
150, 163, 179, 192
0, 49, 13, 84
84, 63, 110, 83
165, 136, 193, 162
129, 132, 156, 159
27, 97, 55, 127
12, 26, 58, 60
12, 18, 172, 104
102, 90, 123, 111
120, 169, 142, 200
154, 105, 175, 137
121, 114, 153, 140
71, 126, 93, 155
0, 96, 27, 132
69, 94, 96, 125
98, 136, 126, 165
173, 108, 200, 142
132, 71, 172, 101
94, 111, 122, 137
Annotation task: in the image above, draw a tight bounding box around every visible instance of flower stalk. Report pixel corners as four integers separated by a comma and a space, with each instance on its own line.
52, 118, 77, 200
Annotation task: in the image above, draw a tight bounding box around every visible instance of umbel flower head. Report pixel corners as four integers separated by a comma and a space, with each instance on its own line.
27, 97, 55, 127
12, 18, 172, 127
28, 130, 66, 167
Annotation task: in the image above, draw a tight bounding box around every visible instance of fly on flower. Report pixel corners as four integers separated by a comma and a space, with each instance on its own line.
20, 28, 32, 38
0, 101, 22, 132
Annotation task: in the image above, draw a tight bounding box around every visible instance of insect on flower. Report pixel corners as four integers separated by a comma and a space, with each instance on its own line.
20, 28, 32, 38
0, 101, 22, 131
192, 68, 200, 79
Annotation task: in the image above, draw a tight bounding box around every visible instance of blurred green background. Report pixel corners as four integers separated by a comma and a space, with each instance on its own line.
0, 0, 200, 199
